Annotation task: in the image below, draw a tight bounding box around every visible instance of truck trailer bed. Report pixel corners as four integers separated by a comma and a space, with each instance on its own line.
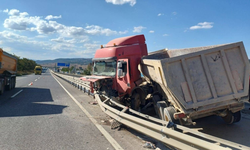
141, 42, 249, 117
0, 49, 17, 74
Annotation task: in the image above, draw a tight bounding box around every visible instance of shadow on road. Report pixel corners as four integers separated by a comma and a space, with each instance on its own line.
191, 106, 250, 147
0, 87, 67, 118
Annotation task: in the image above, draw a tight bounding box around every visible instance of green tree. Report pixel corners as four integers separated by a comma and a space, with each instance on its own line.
83, 63, 92, 75
61, 67, 69, 72
15, 55, 38, 72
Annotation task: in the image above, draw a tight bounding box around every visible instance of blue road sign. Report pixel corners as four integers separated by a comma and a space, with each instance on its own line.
57, 63, 65, 66
57, 63, 70, 67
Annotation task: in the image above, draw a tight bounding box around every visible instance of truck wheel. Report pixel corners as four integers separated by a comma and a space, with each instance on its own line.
152, 94, 161, 115
131, 93, 141, 111
12, 78, 16, 89
0, 83, 4, 95
5, 78, 11, 91
5, 85, 10, 91
233, 111, 241, 123
163, 106, 178, 124
10, 77, 14, 90
222, 110, 241, 124
11, 78, 15, 89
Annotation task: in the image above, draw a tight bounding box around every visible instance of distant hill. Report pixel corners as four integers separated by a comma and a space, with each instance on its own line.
36, 58, 92, 66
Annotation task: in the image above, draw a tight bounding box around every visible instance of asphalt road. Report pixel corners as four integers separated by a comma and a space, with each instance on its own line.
0, 71, 165, 150
0, 71, 250, 150
0, 72, 116, 150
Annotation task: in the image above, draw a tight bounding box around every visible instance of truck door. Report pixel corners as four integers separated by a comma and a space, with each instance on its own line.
116, 59, 131, 94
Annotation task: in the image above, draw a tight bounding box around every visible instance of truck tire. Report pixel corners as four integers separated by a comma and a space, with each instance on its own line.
12, 78, 16, 89
131, 93, 141, 111
11, 78, 15, 89
222, 110, 241, 124
0, 83, 4, 95
232, 111, 241, 123
5, 78, 11, 91
6, 84, 11, 91
152, 94, 163, 117
163, 106, 178, 124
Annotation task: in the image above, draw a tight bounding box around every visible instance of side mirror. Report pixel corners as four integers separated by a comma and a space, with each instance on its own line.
117, 69, 123, 78
117, 61, 122, 68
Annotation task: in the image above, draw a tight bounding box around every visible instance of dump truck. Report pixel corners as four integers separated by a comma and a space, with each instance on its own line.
80, 35, 249, 125
34, 66, 42, 75
0, 48, 18, 95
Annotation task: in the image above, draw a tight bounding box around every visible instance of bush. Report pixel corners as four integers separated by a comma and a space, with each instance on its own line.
83, 63, 92, 75
14, 55, 38, 75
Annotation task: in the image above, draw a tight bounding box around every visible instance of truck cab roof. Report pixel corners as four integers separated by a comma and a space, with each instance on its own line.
93, 35, 146, 60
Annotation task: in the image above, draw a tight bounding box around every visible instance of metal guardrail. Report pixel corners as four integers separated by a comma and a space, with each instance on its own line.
54, 72, 84, 77
53, 72, 92, 95
51, 70, 250, 150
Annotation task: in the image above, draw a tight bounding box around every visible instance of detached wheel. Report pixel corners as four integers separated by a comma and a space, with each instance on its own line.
222, 110, 241, 124
131, 93, 141, 111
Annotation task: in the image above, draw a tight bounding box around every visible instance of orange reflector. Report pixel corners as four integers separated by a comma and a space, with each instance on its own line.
174, 113, 186, 119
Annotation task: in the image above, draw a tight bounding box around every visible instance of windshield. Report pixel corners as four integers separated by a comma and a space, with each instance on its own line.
36, 68, 41, 71
93, 61, 116, 76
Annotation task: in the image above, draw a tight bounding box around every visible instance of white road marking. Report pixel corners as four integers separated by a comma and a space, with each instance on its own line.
35, 79, 37, 81
52, 74, 123, 150
28, 82, 33, 86
11, 90, 23, 98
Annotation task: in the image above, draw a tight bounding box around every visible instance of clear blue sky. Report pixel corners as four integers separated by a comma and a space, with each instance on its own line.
0, 0, 250, 60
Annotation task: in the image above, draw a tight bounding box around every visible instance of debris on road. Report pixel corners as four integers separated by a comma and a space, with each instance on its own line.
143, 141, 156, 149
100, 119, 111, 126
110, 119, 122, 130
88, 101, 98, 105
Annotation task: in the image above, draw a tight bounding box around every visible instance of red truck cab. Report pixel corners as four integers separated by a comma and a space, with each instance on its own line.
80, 35, 148, 99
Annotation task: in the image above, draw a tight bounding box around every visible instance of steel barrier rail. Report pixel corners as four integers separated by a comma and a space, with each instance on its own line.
103, 96, 250, 150
51, 71, 250, 150
54, 72, 83, 77
53, 71, 91, 94
96, 95, 250, 150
